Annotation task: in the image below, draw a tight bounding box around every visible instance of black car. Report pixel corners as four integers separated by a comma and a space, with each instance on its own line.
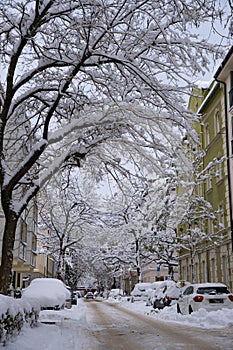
66, 287, 78, 306
70, 290, 77, 305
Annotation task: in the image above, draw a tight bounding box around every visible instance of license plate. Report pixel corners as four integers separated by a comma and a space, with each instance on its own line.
209, 299, 223, 304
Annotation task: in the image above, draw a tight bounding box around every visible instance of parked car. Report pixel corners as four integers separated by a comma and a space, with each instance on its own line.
177, 282, 233, 315
131, 283, 152, 302
152, 280, 180, 309
22, 278, 71, 310
84, 291, 94, 299
74, 290, 82, 299
109, 288, 124, 299
146, 281, 165, 306
66, 287, 78, 306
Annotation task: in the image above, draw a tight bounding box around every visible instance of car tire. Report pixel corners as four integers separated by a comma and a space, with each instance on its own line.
188, 305, 193, 314
177, 304, 181, 314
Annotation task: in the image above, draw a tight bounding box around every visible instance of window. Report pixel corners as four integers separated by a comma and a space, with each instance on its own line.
222, 255, 229, 285
204, 124, 210, 146
20, 220, 27, 243
231, 116, 233, 139
182, 265, 187, 281
19, 242, 26, 260
208, 218, 214, 234
202, 260, 208, 282
194, 263, 199, 283
183, 286, 194, 295
31, 253, 36, 267
211, 258, 216, 281
197, 286, 229, 294
216, 161, 223, 182
229, 71, 233, 108
218, 203, 225, 228
206, 170, 212, 191
215, 110, 221, 134
31, 234, 37, 251
197, 183, 202, 196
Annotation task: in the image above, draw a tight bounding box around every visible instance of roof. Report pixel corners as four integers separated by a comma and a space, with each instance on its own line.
214, 46, 233, 80
197, 81, 220, 114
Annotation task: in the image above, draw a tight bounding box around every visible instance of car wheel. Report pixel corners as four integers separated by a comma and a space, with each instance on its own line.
188, 305, 193, 314
177, 304, 181, 314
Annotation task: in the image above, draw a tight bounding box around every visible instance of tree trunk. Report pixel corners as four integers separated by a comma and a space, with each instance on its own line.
190, 251, 195, 283
168, 264, 174, 280
0, 213, 17, 294
56, 240, 65, 281
135, 239, 142, 283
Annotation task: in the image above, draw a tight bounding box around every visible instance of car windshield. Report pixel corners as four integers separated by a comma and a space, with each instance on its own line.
196, 287, 230, 295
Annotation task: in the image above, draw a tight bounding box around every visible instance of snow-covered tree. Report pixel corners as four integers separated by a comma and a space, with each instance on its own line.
38, 173, 97, 280
0, 0, 230, 293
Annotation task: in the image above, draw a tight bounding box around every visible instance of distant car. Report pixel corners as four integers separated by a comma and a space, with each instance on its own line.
177, 282, 233, 315
131, 283, 152, 302
152, 280, 180, 309
84, 292, 94, 299
22, 278, 71, 310
74, 291, 82, 299
66, 287, 78, 306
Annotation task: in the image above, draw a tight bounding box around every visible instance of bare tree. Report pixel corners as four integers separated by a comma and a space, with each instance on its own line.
0, 0, 229, 293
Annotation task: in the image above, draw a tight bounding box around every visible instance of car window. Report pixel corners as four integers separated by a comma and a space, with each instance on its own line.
196, 287, 230, 294
183, 286, 194, 295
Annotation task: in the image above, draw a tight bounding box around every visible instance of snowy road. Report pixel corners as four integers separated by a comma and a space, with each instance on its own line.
84, 300, 232, 350
5, 298, 233, 350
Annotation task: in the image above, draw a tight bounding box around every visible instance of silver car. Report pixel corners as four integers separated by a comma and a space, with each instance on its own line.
177, 282, 233, 315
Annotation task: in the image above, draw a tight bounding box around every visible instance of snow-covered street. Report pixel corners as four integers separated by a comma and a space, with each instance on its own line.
4, 298, 233, 350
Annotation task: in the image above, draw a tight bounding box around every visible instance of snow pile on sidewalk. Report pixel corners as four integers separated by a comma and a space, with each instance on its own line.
107, 296, 233, 329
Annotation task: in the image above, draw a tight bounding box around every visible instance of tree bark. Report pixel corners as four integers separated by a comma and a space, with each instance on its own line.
0, 212, 17, 294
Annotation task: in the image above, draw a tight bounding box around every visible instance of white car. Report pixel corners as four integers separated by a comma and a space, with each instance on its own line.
131, 282, 152, 302
22, 278, 71, 310
177, 282, 233, 315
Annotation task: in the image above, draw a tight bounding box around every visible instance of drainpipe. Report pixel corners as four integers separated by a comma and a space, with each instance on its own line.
214, 78, 233, 251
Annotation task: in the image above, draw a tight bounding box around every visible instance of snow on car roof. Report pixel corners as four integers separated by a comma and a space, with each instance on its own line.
134, 283, 152, 287
190, 283, 227, 287
22, 278, 70, 309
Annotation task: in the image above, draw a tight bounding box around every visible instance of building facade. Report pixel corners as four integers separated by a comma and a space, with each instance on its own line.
178, 49, 233, 289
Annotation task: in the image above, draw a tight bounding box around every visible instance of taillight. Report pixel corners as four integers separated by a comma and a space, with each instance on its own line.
193, 295, 204, 302
228, 295, 233, 302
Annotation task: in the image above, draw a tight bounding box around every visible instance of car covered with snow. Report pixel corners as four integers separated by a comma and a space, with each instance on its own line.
152, 280, 180, 309
130, 282, 152, 302
108, 288, 124, 299
146, 281, 165, 306
177, 282, 233, 314
22, 278, 71, 310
